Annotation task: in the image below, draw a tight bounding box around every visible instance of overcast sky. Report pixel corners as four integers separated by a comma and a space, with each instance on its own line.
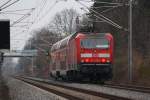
0, 0, 93, 50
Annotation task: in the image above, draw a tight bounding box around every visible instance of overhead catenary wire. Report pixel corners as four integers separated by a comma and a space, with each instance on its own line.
34, 0, 58, 24
77, 1, 122, 28
0, 8, 35, 12
10, 0, 46, 39
31, 0, 48, 24
32, 0, 47, 22
11, 0, 60, 39
17, 0, 57, 33
91, 5, 120, 9
20, 1, 58, 38
11, 1, 60, 49
80, 6, 122, 30
77, 0, 123, 5
0, 0, 12, 9
0, 12, 30, 15
11, 13, 34, 38
100, 5, 121, 13
1, 0, 20, 10
2, 7, 35, 44
76, 0, 127, 31
11, 0, 65, 50
11, 14, 30, 26
10, 8, 35, 26
80, 8, 107, 23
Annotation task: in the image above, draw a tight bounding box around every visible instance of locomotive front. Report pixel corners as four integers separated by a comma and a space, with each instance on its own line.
77, 33, 114, 80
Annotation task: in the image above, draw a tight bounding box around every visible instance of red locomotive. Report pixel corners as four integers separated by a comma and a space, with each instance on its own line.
50, 32, 114, 81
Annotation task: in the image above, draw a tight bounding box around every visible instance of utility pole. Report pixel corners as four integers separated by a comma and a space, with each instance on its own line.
31, 57, 34, 75
128, 0, 133, 82
0, 52, 4, 77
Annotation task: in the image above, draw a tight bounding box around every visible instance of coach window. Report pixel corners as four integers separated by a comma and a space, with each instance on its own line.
51, 44, 55, 52
55, 42, 60, 50
51, 44, 58, 52
60, 39, 67, 49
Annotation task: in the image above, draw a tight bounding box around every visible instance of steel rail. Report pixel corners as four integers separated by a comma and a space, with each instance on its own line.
105, 83, 150, 94
16, 78, 82, 100
15, 76, 131, 100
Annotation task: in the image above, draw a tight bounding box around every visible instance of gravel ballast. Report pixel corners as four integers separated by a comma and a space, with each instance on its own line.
66, 83, 150, 100
24, 77, 150, 100
4, 76, 150, 100
5, 77, 67, 100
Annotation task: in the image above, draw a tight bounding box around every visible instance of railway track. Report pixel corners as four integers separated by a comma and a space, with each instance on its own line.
14, 76, 131, 100
104, 83, 150, 94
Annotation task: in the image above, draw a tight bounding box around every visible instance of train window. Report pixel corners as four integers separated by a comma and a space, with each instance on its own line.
60, 39, 67, 49
80, 38, 109, 49
51, 47, 54, 52
51, 43, 58, 52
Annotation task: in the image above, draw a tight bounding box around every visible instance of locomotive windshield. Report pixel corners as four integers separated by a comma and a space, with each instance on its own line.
80, 38, 109, 49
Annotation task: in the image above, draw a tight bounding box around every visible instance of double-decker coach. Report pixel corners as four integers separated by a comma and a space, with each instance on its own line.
50, 32, 114, 81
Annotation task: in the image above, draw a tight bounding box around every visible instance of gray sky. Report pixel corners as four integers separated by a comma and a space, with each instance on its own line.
0, 0, 92, 50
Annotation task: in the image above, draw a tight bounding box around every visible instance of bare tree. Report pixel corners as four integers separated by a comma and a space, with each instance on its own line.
17, 27, 61, 77
49, 9, 79, 36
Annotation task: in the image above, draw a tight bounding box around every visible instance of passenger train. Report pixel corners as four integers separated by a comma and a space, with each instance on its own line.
50, 32, 114, 82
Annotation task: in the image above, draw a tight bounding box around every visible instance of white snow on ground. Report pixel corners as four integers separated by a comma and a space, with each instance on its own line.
4, 77, 67, 100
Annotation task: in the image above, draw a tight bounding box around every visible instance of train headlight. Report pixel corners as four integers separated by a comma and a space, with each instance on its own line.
101, 58, 106, 63
85, 58, 89, 63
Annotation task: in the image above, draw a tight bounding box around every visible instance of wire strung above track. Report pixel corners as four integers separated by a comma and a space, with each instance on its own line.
75, 0, 128, 31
